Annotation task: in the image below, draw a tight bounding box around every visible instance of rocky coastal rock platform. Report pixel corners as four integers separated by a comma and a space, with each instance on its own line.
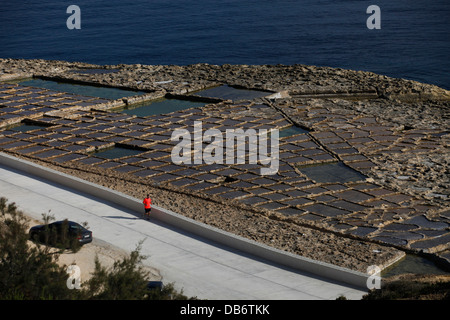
0, 58, 449, 274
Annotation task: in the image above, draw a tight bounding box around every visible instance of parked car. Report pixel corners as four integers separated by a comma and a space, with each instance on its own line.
29, 220, 92, 247
147, 281, 163, 292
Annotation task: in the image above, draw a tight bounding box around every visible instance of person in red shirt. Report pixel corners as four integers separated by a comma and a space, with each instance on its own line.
143, 194, 152, 220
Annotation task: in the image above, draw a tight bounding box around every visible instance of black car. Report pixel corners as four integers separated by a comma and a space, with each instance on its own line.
29, 220, 92, 247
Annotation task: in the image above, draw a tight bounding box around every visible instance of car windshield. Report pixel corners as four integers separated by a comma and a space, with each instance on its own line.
69, 223, 83, 230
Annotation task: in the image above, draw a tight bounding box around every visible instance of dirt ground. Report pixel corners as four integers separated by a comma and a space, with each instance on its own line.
56, 239, 162, 284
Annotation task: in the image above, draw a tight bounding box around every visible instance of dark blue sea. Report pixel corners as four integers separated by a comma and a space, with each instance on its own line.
0, 1, 449, 89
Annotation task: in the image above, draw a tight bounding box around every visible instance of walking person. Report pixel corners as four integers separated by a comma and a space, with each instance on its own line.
143, 194, 152, 220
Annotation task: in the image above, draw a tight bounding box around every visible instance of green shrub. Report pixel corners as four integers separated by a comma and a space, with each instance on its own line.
0, 197, 73, 299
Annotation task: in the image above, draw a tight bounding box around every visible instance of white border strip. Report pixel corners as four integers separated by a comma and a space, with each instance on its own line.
0, 152, 370, 289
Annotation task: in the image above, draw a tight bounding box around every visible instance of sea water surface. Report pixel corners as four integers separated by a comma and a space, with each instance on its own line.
0, 0, 449, 89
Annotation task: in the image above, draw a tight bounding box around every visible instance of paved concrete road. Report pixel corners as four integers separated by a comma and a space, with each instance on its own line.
0, 163, 367, 300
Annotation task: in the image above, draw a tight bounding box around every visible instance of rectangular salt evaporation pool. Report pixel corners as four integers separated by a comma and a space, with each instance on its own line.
10, 123, 48, 132
279, 125, 309, 137
194, 85, 271, 101
119, 98, 207, 117
17, 79, 144, 100
297, 162, 366, 183
92, 146, 144, 159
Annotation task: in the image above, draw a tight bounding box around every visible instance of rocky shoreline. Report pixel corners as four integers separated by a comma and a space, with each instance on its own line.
0, 58, 449, 274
